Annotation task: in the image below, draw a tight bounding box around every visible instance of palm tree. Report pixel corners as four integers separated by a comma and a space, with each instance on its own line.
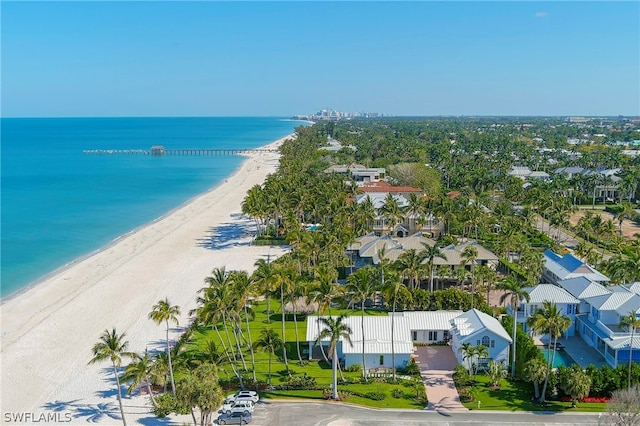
527, 301, 571, 403
149, 298, 181, 396
230, 270, 258, 383
619, 310, 640, 389
315, 315, 353, 400
271, 261, 296, 373
487, 360, 508, 388
121, 351, 158, 409
561, 366, 592, 408
614, 202, 636, 236
473, 344, 489, 376
88, 328, 133, 426
498, 276, 531, 378
252, 258, 275, 322
420, 243, 446, 292
395, 249, 425, 290
523, 357, 548, 400
461, 246, 478, 307
459, 342, 475, 375
382, 269, 411, 381
346, 265, 378, 379
253, 328, 282, 388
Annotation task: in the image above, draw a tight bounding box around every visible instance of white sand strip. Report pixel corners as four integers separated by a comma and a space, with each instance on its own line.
1, 135, 292, 424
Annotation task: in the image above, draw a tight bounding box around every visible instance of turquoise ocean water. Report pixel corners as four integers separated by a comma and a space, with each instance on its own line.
1, 117, 302, 299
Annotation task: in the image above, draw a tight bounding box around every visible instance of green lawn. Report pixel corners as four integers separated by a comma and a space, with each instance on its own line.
461, 375, 606, 413
189, 300, 424, 408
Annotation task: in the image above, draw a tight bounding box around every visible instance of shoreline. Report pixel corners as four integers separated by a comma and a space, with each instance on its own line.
0, 149, 261, 304
0, 134, 293, 422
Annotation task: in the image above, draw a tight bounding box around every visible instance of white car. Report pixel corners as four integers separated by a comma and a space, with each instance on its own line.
222, 399, 254, 416
227, 391, 259, 403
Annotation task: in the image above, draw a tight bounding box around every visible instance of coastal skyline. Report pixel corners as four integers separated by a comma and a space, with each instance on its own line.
2, 1, 639, 118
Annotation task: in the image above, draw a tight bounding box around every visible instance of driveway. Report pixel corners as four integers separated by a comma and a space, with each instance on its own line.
414, 345, 468, 412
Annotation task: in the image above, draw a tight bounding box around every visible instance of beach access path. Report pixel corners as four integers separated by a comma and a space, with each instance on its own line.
0, 135, 291, 424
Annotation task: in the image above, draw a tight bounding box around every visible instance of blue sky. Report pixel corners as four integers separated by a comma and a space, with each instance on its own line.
2, 1, 639, 117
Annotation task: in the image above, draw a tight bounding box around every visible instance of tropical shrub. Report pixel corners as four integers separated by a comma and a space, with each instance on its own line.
345, 364, 362, 373
398, 362, 421, 376
391, 388, 403, 398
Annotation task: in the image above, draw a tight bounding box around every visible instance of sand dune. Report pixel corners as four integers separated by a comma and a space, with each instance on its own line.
1, 136, 291, 424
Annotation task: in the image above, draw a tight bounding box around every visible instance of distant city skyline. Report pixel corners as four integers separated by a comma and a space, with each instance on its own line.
2, 1, 639, 118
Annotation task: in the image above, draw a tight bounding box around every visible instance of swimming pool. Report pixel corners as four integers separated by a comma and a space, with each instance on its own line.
541, 348, 576, 368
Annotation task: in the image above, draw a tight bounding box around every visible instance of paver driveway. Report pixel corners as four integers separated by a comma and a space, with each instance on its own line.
413, 345, 468, 412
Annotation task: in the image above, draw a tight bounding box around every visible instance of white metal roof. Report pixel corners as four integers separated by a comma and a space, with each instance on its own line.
609, 335, 640, 350
584, 292, 635, 311
558, 277, 611, 299
523, 284, 580, 305
306, 315, 413, 355
450, 309, 512, 343
391, 310, 462, 331
347, 339, 414, 355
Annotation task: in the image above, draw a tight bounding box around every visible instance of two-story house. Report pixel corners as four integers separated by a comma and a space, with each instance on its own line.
575, 288, 640, 367
515, 284, 580, 337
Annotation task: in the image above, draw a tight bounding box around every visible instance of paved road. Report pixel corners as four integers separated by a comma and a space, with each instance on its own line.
534, 218, 580, 250
231, 401, 605, 426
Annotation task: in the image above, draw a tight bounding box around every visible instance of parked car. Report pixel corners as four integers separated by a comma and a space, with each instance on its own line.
217, 411, 251, 425
221, 399, 254, 415
226, 391, 259, 403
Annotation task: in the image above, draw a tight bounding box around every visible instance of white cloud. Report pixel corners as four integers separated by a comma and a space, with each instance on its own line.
535, 11, 549, 18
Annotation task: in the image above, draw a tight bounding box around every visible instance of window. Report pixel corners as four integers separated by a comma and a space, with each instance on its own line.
476, 339, 481, 345
428, 331, 437, 341
482, 336, 490, 347
379, 355, 384, 365
567, 304, 573, 315
412, 331, 417, 341
491, 340, 495, 348
443, 330, 449, 340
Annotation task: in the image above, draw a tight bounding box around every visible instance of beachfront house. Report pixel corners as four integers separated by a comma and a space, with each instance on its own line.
305, 315, 413, 370
515, 284, 580, 337
449, 309, 512, 369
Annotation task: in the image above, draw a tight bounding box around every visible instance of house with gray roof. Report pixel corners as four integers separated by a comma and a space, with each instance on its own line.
558, 276, 611, 314
450, 309, 512, 368
514, 284, 580, 337
574, 287, 640, 368
391, 310, 462, 344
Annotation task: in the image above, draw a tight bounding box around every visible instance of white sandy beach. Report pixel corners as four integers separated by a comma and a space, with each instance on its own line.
1, 136, 292, 424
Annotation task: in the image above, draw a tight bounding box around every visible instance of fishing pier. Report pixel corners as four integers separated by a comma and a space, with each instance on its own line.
82, 146, 279, 156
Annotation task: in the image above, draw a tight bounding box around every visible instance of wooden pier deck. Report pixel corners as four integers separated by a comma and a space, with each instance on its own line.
82, 146, 279, 156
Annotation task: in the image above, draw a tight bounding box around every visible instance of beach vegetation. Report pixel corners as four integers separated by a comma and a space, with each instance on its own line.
149, 298, 181, 396
88, 328, 134, 426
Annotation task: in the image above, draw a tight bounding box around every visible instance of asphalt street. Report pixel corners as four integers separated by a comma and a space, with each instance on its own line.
226, 401, 606, 426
